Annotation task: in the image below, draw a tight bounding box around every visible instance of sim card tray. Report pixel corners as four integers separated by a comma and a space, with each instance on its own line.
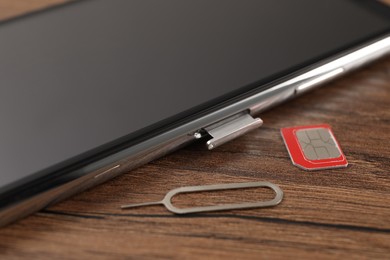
200, 111, 263, 150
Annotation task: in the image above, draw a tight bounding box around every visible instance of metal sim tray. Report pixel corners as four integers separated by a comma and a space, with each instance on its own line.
194, 111, 263, 150
121, 181, 283, 214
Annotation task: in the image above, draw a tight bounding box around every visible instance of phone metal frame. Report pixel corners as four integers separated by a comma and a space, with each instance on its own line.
1, 32, 389, 226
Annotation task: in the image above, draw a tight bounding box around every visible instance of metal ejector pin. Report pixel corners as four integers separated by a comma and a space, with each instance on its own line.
121, 181, 283, 214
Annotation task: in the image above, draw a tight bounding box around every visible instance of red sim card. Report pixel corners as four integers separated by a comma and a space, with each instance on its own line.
281, 124, 348, 170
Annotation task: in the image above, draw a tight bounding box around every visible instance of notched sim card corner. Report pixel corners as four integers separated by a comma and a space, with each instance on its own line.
281, 124, 348, 171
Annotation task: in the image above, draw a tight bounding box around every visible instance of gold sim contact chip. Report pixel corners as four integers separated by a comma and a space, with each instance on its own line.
281, 124, 348, 170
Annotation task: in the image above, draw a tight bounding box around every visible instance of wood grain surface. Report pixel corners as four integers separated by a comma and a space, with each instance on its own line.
0, 1, 390, 259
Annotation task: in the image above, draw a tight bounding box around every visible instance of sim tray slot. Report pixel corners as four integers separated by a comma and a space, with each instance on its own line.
201, 111, 263, 150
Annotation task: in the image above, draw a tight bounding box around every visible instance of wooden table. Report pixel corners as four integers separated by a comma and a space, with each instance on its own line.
1, 1, 389, 259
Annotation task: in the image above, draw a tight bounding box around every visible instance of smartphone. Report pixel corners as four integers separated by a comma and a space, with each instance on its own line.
0, 0, 389, 226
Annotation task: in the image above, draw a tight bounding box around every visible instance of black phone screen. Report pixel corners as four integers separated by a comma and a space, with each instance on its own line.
0, 0, 389, 194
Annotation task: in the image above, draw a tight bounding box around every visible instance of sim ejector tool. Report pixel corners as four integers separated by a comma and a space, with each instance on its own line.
121, 181, 283, 214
